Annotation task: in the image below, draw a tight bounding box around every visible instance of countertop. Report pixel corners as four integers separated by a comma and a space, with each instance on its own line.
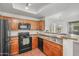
9, 30, 79, 42
38, 32, 79, 41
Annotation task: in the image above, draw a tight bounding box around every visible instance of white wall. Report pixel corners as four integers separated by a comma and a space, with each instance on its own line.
45, 18, 68, 33
45, 4, 79, 34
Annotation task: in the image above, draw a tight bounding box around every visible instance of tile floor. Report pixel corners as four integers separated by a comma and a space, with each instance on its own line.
16, 48, 46, 56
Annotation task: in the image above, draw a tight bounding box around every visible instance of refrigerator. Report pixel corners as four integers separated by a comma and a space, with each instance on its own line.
0, 19, 10, 56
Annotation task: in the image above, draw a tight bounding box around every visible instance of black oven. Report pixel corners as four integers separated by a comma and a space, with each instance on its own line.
18, 32, 32, 54
18, 23, 31, 30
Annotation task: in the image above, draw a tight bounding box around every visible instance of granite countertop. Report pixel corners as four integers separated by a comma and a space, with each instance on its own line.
38, 34, 63, 45
9, 30, 79, 41
38, 32, 79, 41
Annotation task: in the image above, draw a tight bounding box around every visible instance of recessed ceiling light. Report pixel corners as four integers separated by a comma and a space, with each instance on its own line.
26, 3, 31, 6
25, 3, 31, 9
28, 3, 31, 6
25, 7, 29, 9
25, 3, 32, 9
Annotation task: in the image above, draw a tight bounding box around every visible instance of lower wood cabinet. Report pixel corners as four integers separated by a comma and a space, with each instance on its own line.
10, 37, 19, 55
32, 37, 38, 49
43, 39, 63, 56
9, 36, 63, 56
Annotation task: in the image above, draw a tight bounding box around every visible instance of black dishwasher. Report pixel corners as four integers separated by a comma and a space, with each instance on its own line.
38, 37, 43, 52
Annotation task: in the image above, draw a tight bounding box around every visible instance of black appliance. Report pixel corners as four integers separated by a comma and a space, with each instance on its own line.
0, 19, 9, 56
38, 37, 43, 52
18, 23, 31, 30
18, 32, 32, 54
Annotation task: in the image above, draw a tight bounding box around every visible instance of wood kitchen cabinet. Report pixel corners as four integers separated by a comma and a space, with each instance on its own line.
0, 16, 19, 31
18, 20, 39, 30
31, 21, 38, 30
38, 20, 45, 30
31, 20, 45, 30
0, 15, 45, 30
19, 20, 45, 30
8, 18, 19, 30
10, 37, 19, 55
32, 36, 38, 49
43, 39, 63, 56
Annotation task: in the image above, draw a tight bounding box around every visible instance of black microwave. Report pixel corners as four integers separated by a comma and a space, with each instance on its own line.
18, 23, 31, 30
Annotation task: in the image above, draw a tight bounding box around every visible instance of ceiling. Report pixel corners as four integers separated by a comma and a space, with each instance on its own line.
12, 3, 49, 14
0, 3, 79, 19
0, 3, 49, 19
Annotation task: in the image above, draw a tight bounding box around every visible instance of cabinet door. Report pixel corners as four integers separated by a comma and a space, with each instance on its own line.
31, 21, 37, 30
10, 37, 19, 55
43, 40, 53, 56
32, 37, 38, 49
9, 19, 18, 30
41, 21, 45, 30
43, 39, 63, 56
49, 41, 63, 56
38, 21, 45, 30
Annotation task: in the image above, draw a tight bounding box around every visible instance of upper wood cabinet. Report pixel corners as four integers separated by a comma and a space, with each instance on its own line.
38, 20, 45, 30
19, 20, 45, 30
7, 17, 45, 30
10, 37, 19, 55
30, 21, 38, 30
18, 20, 38, 30
8, 18, 19, 30
43, 39, 63, 56
0, 16, 45, 30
